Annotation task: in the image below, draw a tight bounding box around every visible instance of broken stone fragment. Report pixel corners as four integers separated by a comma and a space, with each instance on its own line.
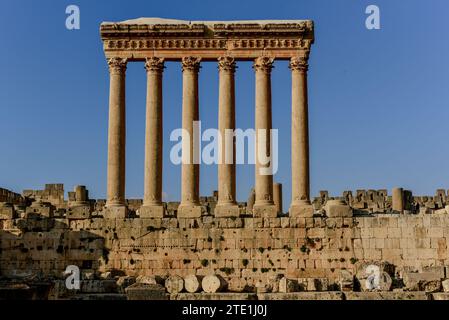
165, 275, 184, 294
184, 275, 202, 293
125, 283, 167, 300
202, 275, 227, 293
136, 275, 157, 285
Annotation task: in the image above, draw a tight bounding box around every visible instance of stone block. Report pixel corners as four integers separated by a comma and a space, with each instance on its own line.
289, 204, 314, 218
403, 272, 442, 292
0, 204, 15, 220
125, 283, 168, 300
324, 200, 352, 218
67, 205, 91, 220
214, 205, 240, 218
177, 205, 202, 218
104, 206, 127, 219
140, 205, 165, 218
253, 205, 277, 218
442, 279, 449, 292
432, 293, 449, 300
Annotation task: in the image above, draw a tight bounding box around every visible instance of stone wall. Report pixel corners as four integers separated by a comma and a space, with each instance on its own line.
1, 185, 449, 295
2, 208, 449, 292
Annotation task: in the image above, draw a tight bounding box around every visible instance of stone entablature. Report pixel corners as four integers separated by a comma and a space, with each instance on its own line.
100, 18, 314, 60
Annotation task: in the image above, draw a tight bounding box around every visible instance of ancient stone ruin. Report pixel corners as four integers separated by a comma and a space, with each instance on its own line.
1, 18, 449, 300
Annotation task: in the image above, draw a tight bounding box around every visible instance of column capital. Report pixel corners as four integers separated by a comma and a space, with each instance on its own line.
145, 57, 165, 73
218, 56, 237, 73
289, 56, 309, 73
107, 57, 127, 75
253, 56, 274, 74
181, 56, 201, 72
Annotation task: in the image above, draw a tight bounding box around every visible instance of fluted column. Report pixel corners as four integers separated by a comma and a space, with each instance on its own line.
178, 57, 202, 218
252, 57, 277, 218
106, 57, 127, 216
289, 55, 314, 217
141, 57, 165, 218
215, 56, 240, 217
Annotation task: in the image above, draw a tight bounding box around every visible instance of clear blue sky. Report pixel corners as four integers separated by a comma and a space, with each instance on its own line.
1, 0, 448, 210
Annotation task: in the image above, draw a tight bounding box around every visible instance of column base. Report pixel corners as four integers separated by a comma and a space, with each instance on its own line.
177, 204, 202, 218
104, 205, 128, 219
214, 204, 240, 218
253, 204, 277, 218
140, 205, 165, 218
289, 203, 314, 217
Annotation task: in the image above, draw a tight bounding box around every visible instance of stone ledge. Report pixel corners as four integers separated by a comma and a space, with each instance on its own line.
257, 292, 344, 300
170, 293, 257, 300
344, 292, 429, 300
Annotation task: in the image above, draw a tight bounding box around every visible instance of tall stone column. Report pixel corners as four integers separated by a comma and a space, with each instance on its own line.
215, 57, 240, 217
178, 57, 202, 218
105, 57, 127, 218
253, 57, 277, 218
141, 57, 165, 218
289, 55, 314, 217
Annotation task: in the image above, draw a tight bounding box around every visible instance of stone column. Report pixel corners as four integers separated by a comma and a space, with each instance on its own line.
253, 57, 276, 217
178, 57, 202, 218
273, 183, 283, 214
105, 57, 127, 218
392, 187, 404, 214
289, 56, 314, 217
141, 57, 165, 218
215, 57, 240, 217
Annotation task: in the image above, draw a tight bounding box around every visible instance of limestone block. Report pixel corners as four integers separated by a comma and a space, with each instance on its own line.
177, 205, 202, 218
289, 204, 314, 218
136, 275, 158, 285
432, 293, 449, 300
104, 206, 127, 219
253, 205, 277, 218
441, 279, 449, 292
66, 205, 91, 220
140, 205, 165, 218
125, 283, 168, 300
165, 275, 184, 294
403, 272, 442, 292
116, 276, 136, 293
339, 270, 354, 291
324, 200, 352, 218
25, 203, 53, 218
0, 203, 15, 220
202, 275, 227, 293
305, 278, 329, 292
184, 275, 202, 293
214, 205, 240, 218
279, 277, 299, 293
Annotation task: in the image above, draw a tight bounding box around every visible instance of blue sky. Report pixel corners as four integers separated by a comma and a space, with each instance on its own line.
1, 0, 449, 210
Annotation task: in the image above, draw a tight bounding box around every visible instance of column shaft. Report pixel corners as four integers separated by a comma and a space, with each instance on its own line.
289, 56, 313, 217
106, 58, 127, 208
215, 57, 239, 217
253, 57, 276, 217
178, 57, 202, 218
141, 57, 165, 218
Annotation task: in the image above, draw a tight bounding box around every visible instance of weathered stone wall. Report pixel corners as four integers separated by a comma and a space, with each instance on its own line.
2, 212, 449, 292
